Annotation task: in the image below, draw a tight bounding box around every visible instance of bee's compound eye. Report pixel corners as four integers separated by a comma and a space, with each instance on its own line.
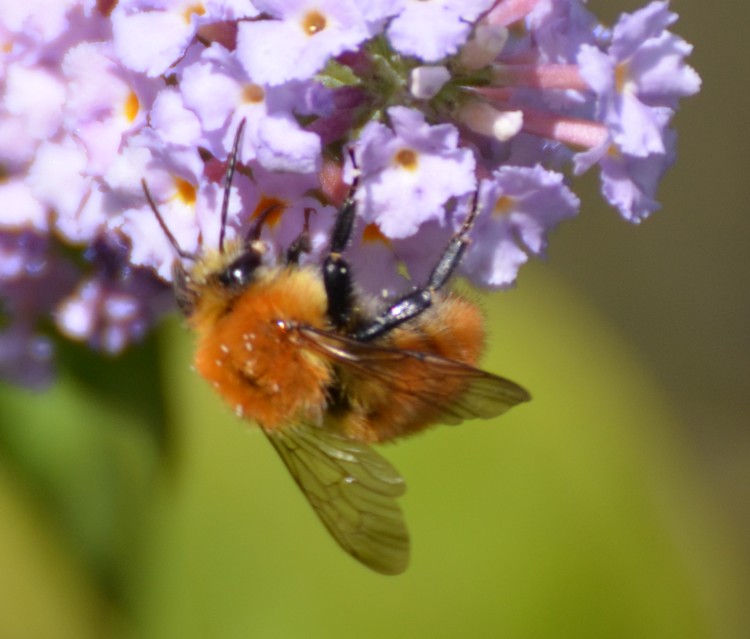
218, 251, 262, 289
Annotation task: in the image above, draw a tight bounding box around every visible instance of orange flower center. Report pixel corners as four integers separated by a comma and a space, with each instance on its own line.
492, 195, 514, 217
302, 10, 327, 35
173, 177, 197, 205
243, 84, 265, 103
394, 149, 418, 171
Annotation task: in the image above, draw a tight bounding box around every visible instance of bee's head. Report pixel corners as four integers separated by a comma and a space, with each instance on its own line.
216, 244, 264, 290
172, 237, 269, 318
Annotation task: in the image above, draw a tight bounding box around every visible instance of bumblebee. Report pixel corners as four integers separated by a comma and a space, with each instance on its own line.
143, 121, 530, 574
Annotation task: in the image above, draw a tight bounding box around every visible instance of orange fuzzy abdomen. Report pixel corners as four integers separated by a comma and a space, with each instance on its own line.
191, 269, 333, 429
342, 294, 486, 443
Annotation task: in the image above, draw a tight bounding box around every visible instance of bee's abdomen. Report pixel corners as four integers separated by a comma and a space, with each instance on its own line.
341, 295, 486, 443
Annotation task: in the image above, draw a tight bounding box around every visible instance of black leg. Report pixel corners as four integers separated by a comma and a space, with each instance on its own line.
353, 192, 480, 342
247, 202, 283, 242
323, 160, 360, 329
286, 208, 315, 264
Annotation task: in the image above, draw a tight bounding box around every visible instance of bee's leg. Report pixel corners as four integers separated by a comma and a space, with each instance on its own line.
323, 162, 359, 329
286, 208, 315, 264
353, 192, 480, 342
247, 202, 283, 242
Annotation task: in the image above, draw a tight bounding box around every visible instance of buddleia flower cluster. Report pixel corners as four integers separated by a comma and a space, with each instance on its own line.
0, 0, 700, 387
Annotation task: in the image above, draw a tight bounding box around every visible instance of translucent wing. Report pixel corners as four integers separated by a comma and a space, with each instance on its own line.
417, 354, 530, 425
264, 424, 409, 575
298, 326, 531, 426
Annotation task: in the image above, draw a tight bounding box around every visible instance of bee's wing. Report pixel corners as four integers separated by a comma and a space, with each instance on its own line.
263, 424, 409, 575
298, 326, 531, 426
422, 356, 531, 425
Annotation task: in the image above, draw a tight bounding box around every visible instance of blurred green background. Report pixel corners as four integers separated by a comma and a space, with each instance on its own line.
1, 1, 748, 637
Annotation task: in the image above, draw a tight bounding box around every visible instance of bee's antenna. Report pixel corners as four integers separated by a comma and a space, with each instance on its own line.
219, 118, 246, 254
141, 178, 197, 261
